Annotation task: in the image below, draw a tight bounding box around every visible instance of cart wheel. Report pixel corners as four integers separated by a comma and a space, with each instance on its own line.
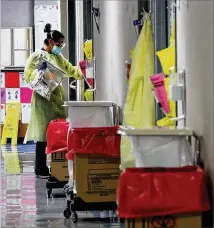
63, 208, 71, 218
47, 189, 52, 198
71, 211, 78, 223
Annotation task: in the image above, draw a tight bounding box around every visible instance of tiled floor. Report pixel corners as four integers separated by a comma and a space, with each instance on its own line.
0, 150, 124, 228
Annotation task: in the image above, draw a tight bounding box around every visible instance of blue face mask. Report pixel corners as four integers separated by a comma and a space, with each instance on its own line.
52, 46, 63, 55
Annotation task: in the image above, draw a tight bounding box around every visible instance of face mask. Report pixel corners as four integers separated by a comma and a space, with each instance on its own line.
52, 46, 63, 55
51, 43, 66, 55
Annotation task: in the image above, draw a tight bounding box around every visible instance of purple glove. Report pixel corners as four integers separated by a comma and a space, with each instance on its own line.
38, 61, 47, 71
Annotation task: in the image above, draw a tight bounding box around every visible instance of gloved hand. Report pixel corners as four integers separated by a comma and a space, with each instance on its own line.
38, 61, 47, 71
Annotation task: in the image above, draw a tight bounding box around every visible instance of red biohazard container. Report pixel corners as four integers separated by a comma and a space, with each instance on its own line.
46, 119, 69, 154
66, 126, 121, 160
117, 166, 210, 218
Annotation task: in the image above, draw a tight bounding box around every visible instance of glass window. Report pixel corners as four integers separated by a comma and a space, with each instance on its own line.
14, 50, 31, 66
0, 27, 33, 67
1, 29, 12, 67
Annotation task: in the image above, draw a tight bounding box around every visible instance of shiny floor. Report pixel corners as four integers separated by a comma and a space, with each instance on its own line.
0, 150, 124, 228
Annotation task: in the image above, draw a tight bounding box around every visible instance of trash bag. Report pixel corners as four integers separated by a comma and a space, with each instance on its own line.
46, 119, 69, 154
117, 166, 210, 218
66, 126, 121, 160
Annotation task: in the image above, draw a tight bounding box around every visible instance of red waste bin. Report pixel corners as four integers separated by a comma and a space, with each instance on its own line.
66, 126, 121, 160
46, 119, 69, 154
117, 166, 210, 218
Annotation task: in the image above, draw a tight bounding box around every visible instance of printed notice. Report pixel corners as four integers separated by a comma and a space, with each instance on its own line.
87, 171, 120, 197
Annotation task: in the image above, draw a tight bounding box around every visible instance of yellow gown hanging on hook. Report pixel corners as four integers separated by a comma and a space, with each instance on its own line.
120, 14, 155, 170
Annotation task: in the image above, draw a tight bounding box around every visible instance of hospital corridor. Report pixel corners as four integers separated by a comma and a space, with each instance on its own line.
0, 0, 214, 228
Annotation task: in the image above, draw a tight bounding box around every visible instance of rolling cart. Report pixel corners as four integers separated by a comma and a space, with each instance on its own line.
62, 101, 121, 223
116, 127, 208, 228
45, 119, 69, 198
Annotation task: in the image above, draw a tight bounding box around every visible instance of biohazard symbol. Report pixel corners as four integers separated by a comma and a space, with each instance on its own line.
151, 215, 176, 228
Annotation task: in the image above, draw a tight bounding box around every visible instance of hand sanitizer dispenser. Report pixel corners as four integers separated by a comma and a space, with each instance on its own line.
169, 70, 185, 101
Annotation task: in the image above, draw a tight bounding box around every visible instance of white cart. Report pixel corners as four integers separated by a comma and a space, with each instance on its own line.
63, 101, 121, 223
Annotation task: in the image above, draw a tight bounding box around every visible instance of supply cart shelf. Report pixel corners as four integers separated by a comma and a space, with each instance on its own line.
64, 101, 117, 107
117, 126, 193, 136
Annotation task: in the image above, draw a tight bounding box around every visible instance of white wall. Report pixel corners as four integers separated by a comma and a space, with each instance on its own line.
177, 0, 214, 195
1, 0, 34, 28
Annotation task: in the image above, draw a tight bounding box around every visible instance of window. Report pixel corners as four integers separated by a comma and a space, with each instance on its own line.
0, 27, 33, 67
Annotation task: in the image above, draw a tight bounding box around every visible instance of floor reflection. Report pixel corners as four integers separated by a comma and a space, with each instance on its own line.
1, 154, 124, 228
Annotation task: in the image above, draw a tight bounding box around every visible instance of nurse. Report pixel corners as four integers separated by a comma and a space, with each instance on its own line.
24, 23, 83, 178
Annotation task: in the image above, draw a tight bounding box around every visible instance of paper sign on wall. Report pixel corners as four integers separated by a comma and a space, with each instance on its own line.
34, 4, 59, 50
0, 104, 5, 123
21, 104, 31, 124
1, 88, 6, 104
6, 88, 20, 103
20, 72, 28, 88
0, 72, 5, 87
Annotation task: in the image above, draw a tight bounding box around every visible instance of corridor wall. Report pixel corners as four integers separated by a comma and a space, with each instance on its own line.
177, 1, 214, 223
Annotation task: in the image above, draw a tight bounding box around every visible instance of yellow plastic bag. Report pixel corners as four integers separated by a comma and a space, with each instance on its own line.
156, 19, 176, 76
84, 89, 93, 101
156, 45, 175, 76
84, 40, 93, 60
130, 49, 134, 59
121, 14, 155, 170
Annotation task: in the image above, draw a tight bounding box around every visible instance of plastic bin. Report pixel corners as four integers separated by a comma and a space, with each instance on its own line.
118, 127, 198, 167
64, 101, 120, 129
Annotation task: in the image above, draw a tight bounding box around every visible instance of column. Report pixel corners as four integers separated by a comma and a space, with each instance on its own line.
93, 0, 138, 108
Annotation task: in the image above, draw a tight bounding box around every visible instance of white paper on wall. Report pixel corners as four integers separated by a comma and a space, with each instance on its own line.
34, 4, 60, 50
21, 103, 31, 124
35, 21, 59, 51
0, 104, 5, 123
0, 72, 5, 87
6, 88, 20, 103
19, 72, 29, 88
35, 5, 59, 23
